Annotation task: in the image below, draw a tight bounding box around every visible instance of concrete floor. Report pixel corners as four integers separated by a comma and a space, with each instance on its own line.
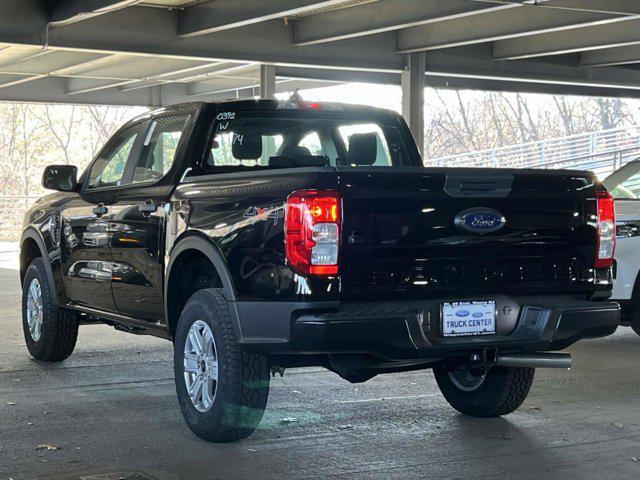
2, 249, 640, 480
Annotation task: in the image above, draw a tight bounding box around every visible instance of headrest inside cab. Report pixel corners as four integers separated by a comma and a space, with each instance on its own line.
347, 133, 378, 166
231, 132, 262, 160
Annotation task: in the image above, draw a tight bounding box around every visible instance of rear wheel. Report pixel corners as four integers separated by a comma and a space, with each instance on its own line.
622, 275, 640, 336
622, 301, 640, 336
434, 364, 534, 417
22, 257, 79, 361
174, 288, 270, 442
625, 297, 640, 336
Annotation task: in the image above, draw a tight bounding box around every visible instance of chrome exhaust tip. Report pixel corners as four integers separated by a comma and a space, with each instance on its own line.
495, 353, 571, 369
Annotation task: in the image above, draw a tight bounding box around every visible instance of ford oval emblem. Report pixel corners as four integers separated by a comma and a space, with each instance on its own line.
455, 310, 470, 318
455, 208, 506, 234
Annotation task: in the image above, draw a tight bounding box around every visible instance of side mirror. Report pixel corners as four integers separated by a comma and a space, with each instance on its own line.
42, 165, 78, 192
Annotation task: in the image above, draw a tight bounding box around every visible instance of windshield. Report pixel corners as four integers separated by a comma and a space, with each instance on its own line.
603, 160, 640, 199
204, 114, 417, 172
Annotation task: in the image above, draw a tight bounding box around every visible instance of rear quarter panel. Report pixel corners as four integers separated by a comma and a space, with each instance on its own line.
169, 168, 339, 302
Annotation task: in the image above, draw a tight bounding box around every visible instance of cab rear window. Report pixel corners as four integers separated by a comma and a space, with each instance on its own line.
203, 115, 414, 172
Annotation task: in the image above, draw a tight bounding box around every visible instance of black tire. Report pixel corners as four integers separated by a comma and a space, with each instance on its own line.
434, 365, 535, 418
622, 276, 640, 336
174, 288, 270, 443
623, 302, 640, 336
22, 257, 79, 362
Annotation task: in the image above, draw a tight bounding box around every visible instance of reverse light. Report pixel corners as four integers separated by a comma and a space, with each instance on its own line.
285, 190, 341, 276
595, 191, 615, 268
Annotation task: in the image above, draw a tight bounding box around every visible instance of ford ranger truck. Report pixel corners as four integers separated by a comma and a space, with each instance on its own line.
20, 100, 619, 442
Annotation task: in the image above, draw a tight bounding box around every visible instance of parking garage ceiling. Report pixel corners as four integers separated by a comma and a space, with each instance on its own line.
3, 0, 640, 105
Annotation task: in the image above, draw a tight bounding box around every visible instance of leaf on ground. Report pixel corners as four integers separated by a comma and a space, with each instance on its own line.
279, 417, 298, 424
35, 444, 60, 451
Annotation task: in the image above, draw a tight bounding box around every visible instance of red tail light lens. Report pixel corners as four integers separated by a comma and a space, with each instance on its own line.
595, 191, 615, 268
285, 190, 341, 275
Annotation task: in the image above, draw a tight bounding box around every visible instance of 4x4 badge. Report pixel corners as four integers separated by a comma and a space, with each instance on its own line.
243, 206, 279, 225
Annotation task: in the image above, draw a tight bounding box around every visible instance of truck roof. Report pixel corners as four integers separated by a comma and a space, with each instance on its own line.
141, 99, 400, 121
214, 98, 395, 115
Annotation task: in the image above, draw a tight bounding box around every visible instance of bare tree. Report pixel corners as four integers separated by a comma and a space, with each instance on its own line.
554, 96, 576, 135
0, 105, 20, 195
86, 105, 133, 154
32, 105, 78, 165
488, 92, 506, 147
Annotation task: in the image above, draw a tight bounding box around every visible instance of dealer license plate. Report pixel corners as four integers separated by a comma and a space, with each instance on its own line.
442, 301, 496, 337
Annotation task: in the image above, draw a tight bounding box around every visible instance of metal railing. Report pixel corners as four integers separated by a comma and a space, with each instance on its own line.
0, 196, 38, 241
428, 127, 640, 178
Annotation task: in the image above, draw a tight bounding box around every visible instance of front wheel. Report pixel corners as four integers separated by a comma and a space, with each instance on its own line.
434, 364, 535, 417
22, 257, 79, 361
174, 289, 270, 442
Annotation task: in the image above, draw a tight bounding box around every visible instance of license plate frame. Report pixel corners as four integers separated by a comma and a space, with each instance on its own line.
442, 300, 496, 338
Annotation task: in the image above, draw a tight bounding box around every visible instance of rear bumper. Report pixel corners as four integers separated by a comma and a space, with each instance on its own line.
286, 296, 619, 360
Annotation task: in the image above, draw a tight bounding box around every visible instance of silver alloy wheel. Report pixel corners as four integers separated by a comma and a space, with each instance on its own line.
26, 278, 43, 342
183, 320, 219, 413
447, 366, 487, 392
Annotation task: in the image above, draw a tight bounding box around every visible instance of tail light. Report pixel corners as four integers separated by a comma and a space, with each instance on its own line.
285, 190, 341, 275
595, 191, 615, 268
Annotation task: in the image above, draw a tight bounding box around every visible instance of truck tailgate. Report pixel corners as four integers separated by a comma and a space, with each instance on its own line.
337, 167, 601, 300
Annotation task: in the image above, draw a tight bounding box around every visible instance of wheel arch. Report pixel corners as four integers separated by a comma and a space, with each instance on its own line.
20, 228, 58, 307
164, 232, 238, 338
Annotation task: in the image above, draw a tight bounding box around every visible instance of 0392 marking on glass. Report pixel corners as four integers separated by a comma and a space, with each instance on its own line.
216, 112, 236, 120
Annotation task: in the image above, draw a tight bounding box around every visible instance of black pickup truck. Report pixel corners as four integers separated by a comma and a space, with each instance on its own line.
21, 99, 619, 442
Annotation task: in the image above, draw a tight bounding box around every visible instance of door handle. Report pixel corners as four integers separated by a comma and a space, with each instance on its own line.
92, 204, 108, 217
138, 201, 158, 217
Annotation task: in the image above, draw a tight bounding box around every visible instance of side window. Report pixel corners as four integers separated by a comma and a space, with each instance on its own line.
338, 123, 392, 167
132, 115, 189, 184
88, 127, 140, 189
298, 132, 323, 156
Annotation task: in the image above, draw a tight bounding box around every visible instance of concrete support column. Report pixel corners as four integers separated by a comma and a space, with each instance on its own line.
260, 64, 276, 99
150, 85, 164, 108
401, 52, 425, 158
